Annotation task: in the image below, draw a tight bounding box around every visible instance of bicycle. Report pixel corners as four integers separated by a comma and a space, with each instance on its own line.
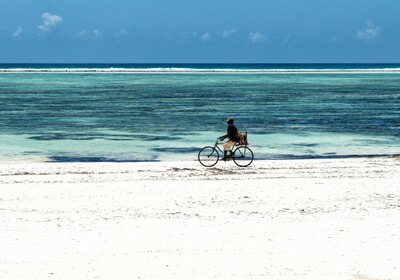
198, 138, 254, 167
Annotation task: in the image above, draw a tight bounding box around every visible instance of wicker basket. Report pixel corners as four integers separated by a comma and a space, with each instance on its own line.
238, 132, 248, 145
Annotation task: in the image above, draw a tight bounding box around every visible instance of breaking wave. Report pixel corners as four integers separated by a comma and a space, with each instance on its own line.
1, 66, 400, 74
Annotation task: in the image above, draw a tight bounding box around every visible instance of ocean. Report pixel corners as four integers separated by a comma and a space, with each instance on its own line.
0, 63, 399, 162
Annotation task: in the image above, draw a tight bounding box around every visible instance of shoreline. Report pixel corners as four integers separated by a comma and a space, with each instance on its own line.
1, 157, 399, 279
2, 153, 400, 164
1, 155, 400, 180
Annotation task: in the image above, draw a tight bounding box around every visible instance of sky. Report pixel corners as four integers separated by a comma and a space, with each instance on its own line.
1, 0, 400, 63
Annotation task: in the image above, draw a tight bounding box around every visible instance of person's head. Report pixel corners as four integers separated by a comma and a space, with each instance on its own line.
226, 117, 234, 124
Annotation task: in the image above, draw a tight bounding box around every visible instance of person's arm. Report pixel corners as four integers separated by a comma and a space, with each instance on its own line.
219, 134, 228, 141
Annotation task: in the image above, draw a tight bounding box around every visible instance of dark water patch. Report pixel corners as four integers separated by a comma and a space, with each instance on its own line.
137, 135, 183, 141
28, 133, 183, 141
109, 138, 138, 141
293, 143, 319, 147
48, 156, 160, 163
169, 131, 199, 136
29, 134, 102, 141
262, 153, 400, 160
22, 151, 43, 155
356, 139, 398, 145
323, 152, 337, 156
152, 147, 199, 154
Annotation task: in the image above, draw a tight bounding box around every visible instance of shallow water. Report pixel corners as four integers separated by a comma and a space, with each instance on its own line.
1, 64, 399, 162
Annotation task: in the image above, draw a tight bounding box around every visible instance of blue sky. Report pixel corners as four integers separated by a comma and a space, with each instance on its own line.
1, 0, 400, 63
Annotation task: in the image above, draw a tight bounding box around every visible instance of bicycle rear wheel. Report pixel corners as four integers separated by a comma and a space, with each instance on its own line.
233, 146, 254, 167
198, 146, 219, 167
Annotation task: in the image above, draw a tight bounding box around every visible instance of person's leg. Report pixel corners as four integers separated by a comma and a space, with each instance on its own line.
223, 140, 234, 152
223, 140, 235, 159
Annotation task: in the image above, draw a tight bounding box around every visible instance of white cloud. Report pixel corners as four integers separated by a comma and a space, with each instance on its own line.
114, 29, 128, 39
249, 32, 266, 44
12, 27, 23, 38
91, 30, 103, 40
74, 30, 103, 40
74, 30, 87, 39
200, 32, 211, 42
354, 20, 380, 41
38, 12, 62, 33
222, 29, 236, 39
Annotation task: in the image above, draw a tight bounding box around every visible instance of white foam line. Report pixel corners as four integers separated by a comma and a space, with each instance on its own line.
1, 67, 400, 74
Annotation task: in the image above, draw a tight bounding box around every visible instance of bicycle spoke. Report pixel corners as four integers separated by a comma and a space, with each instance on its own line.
233, 146, 254, 167
198, 146, 219, 167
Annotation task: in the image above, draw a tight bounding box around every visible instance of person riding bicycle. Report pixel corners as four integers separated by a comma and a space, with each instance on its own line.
219, 117, 239, 160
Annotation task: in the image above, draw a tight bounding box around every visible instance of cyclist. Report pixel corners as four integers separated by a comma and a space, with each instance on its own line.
219, 117, 239, 160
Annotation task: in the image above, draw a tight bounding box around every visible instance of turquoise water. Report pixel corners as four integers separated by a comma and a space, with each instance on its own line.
0, 64, 399, 162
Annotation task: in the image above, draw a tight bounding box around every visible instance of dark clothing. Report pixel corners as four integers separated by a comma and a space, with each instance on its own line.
227, 124, 238, 142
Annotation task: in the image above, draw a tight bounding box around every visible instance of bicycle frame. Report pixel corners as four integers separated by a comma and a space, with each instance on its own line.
213, 139, 247, 158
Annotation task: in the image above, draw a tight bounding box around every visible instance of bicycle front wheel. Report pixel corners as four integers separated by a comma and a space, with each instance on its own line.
198, 146, 219, 167
233, 146, 254, 167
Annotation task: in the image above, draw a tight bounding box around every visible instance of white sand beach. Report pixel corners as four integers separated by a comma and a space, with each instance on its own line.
1, 157, 399, 280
